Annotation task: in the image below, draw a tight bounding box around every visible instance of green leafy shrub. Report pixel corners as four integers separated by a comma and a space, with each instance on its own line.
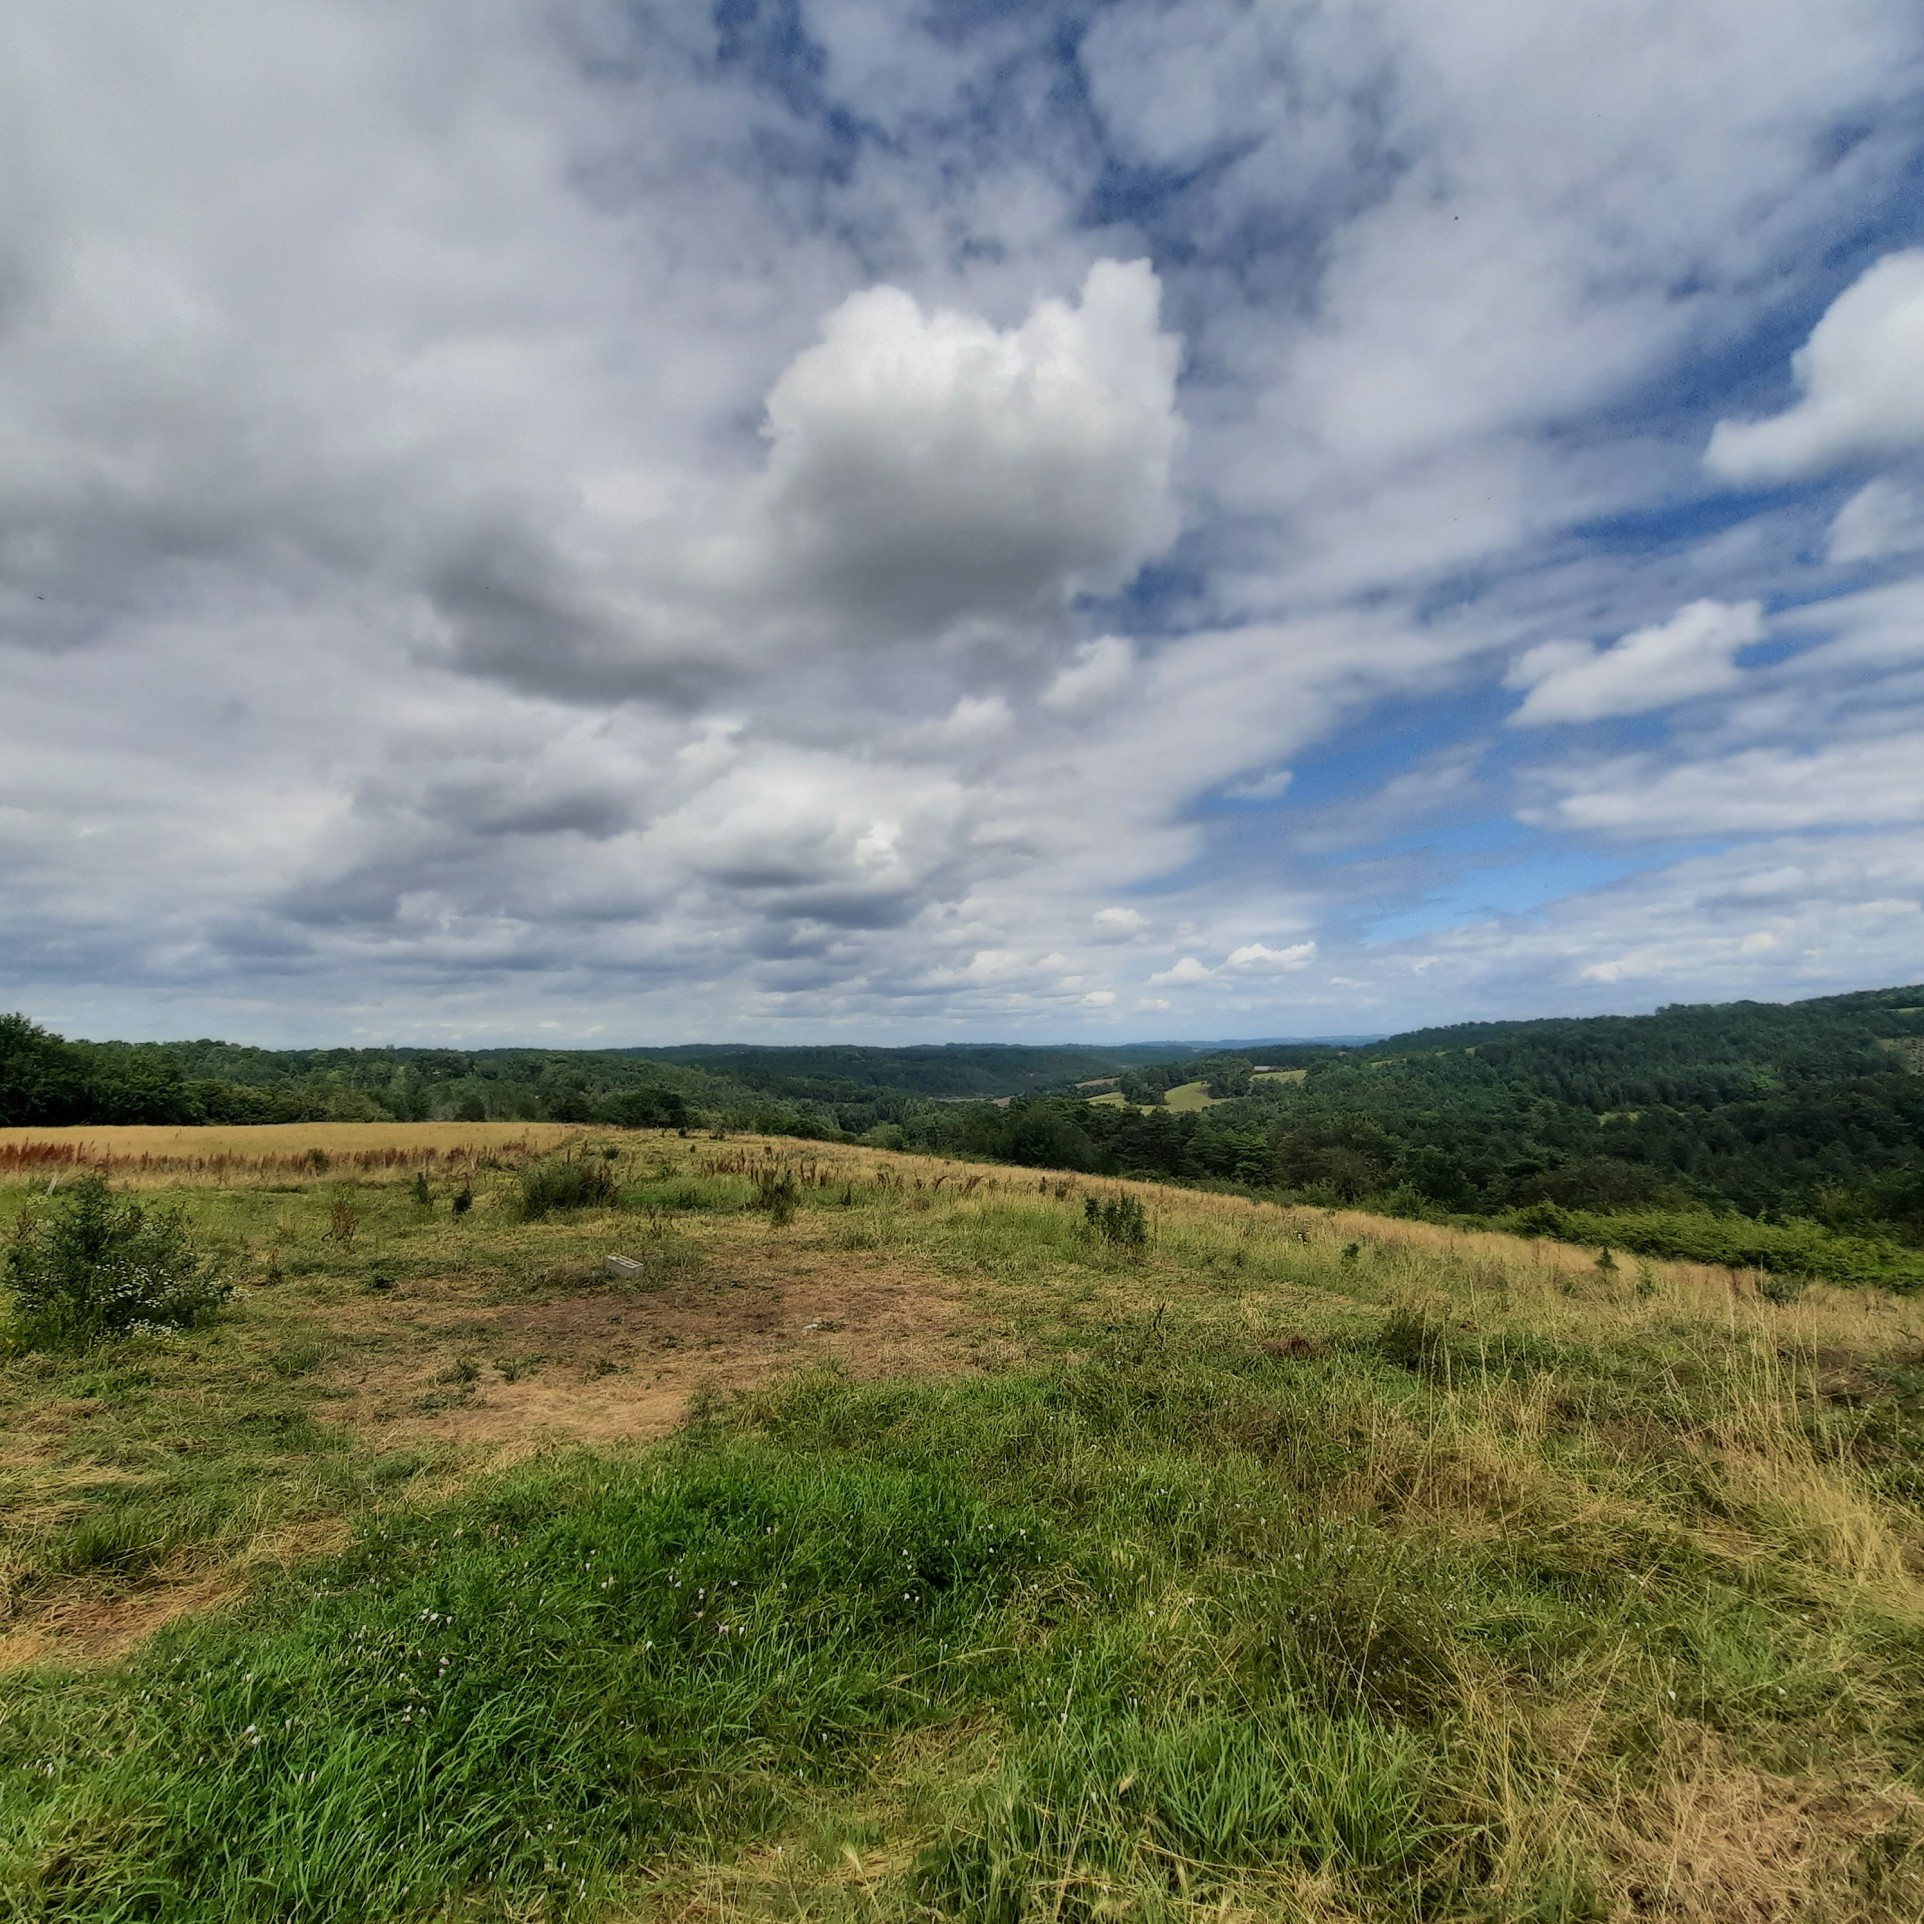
520, 1155, 620, 1220
3, 1174, 228, 1350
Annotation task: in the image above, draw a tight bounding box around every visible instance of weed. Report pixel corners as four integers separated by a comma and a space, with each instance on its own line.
755, 1167, 801, 1226
269, 1340, 327, 1378
1376, 1299, 1449, 1376
520, 1156, 619, 1220
1084, 1191, 1148, 1249
451, 1182, 473, 1215
325, 1198, 359, 1246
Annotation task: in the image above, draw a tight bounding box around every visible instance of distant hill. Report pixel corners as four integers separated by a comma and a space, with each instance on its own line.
0, 1022, 1373, 1128
917, 984, 1924, 1279
6, 990, 1921, 1278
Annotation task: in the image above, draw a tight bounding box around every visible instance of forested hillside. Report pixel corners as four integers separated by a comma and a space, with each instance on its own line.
894, 987, 1924, 1279
0, 1019, 1211, 1137
7, 986, 1924, 1276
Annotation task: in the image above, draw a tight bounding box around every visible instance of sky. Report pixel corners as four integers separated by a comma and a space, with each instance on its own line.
4, 1, 1924, 1047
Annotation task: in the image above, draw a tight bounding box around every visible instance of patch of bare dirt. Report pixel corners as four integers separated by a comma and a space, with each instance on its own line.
328, 1241, 974, 1451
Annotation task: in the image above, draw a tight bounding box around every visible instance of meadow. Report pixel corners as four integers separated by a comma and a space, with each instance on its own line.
3, 1124, 1924, 1920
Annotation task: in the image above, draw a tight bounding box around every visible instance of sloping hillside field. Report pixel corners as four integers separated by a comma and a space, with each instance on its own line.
5, 1128, 1924, 1920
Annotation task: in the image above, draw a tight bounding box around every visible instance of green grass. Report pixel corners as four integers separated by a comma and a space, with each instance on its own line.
5, 1140, 1924, 1919
1159, 1082, 1221, 1113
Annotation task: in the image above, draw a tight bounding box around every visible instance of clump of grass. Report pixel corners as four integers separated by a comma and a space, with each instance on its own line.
920, 1704, 1432, 1914
2, 1174, 228, 1351
520, 1155, 620, 1221
755, 1168, 801, 1226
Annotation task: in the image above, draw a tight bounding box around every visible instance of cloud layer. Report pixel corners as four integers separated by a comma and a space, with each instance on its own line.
2, 1, 1923, 1043
1506, 600, 1766, 726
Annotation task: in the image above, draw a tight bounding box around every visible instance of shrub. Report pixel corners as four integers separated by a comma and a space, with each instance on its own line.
520, 1155, 620, 1220
1084, 1191, 1148, 1249
3, 1174, 228, 1350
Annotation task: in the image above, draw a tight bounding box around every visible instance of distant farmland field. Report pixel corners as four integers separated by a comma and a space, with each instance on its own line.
1160, 1078, 1221, 1111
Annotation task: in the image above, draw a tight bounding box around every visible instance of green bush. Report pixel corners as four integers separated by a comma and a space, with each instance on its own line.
1501, 1200, 1924, 1285
3, 1174, 228, 1350
519, 1155, 620, 1220
1085, 1191, 1148, 1249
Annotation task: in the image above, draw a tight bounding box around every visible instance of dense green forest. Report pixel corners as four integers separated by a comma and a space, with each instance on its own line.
6, 986, 1924, 1278
0, 1019, 1208, 1138
889, 988, 1924, 1281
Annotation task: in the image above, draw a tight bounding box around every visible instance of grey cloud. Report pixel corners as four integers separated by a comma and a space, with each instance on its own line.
425, 528, 729, 709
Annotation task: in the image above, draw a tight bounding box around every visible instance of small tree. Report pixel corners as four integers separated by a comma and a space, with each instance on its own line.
4, 1175, 228, 1349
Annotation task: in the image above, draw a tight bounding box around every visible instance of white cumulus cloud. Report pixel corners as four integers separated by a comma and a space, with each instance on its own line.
1505, 600, 1765, 725
1149, 956, 1215, 985
748, 261, 1183, 635
1148, 941, 1315, 984
1224, 941, 1316, 971
1707, 250, 1924, 482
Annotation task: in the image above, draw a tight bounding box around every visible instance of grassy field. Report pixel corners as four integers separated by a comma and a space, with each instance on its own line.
1160, 1082, 1223, 1113
0, 1121, 584, 1185
4, 1130, 1924, 1920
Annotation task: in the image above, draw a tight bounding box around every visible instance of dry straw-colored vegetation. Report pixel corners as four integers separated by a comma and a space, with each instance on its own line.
2, 1126, 1923, 1920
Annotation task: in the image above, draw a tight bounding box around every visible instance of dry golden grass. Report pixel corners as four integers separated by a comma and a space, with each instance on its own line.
0, 1118, 589, 1187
